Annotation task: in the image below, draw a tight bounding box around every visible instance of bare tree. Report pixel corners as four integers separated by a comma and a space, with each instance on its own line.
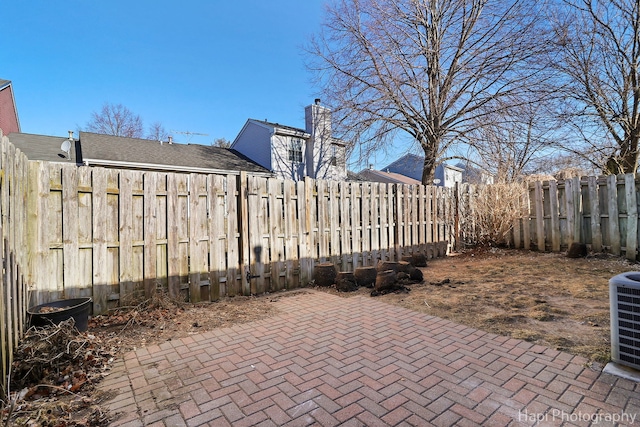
148, 122, 169, 141
86, 103, 144, 138
465, 100, 564, 182
308, 0, 549, 184
212, 137, 232, 148
551, 0, 640, 174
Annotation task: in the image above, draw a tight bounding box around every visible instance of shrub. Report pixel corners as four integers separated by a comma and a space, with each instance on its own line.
466, 182, 526, 247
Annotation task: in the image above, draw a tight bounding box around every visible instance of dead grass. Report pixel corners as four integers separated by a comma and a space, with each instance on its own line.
325, 247, 634, 366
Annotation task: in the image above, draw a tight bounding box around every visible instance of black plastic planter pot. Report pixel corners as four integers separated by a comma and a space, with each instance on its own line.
27, 297, 92, 332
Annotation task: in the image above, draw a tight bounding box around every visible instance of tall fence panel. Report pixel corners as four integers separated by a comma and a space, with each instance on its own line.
512, 174, 640, 259
21, 163, 460, 313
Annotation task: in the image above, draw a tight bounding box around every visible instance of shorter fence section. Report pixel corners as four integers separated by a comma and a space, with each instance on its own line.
512, 175, 640, 260
1, 133, 30, 399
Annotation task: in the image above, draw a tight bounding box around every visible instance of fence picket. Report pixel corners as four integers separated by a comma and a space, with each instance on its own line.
283, 180, 297, 288
588, 176, 603, 252
329, 181, 340, 266
62, 165, 80, 297
227, 174, 240, 296
608, 175, 621, 255
625, 174, 638, 260
548, 180, 561, 252
370, 183, 380, 263
534, 182, 545, 251
143, 172, 158, 298
208, 175, 225, 300
268, 178, 284, 291
166, 173, 180, 299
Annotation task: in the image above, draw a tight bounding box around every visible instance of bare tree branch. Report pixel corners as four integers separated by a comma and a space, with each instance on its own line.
307, 0, 549, 184
551, 0, 640, 174
86, 103, 144, 138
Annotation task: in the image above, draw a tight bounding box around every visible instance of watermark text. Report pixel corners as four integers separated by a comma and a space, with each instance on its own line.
518, 408, 637, 424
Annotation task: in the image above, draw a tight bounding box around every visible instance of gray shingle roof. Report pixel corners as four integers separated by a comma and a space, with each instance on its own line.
79, 132, 271, 174
8, 132, 77, 163
7, 131, 271, 174
358, 168, 422, 185
0, 79, 10, 90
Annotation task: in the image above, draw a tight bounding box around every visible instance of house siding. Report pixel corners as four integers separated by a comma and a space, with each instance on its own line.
435, 164, 463, 187
0, 84, 20, 135
231, 121, 273, 170
232, 102, 348, 181
271, 134, 307, 181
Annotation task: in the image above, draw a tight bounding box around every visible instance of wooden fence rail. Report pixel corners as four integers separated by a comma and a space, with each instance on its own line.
513, 174, 640, 259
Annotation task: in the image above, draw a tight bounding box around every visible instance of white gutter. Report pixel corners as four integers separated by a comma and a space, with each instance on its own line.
82, 158, 274, 178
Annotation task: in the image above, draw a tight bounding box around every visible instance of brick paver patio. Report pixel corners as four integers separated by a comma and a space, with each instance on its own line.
100, 290, 640, 426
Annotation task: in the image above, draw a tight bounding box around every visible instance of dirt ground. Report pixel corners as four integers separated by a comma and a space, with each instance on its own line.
4, 247, 635, 425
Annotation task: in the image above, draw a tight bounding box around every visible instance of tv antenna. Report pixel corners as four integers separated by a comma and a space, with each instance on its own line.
170, 130, 209, 143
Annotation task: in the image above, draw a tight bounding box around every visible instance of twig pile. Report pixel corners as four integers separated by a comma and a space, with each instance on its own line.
2, 318, 116, 426
11, 319, 114, 393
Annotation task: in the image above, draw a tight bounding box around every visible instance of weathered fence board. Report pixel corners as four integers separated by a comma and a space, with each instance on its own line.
0, 133, 30, 399
513, 174, 640, 259
20, 168, 458, 311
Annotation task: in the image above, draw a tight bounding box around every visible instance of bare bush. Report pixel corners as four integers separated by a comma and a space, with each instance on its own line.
469, 183, 526, 247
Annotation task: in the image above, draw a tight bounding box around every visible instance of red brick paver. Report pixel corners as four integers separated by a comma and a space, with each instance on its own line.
101, 291, 640, 426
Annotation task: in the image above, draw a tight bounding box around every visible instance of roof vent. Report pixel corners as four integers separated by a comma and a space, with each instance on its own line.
315, 98, 321, 105
168, 136, 173, 144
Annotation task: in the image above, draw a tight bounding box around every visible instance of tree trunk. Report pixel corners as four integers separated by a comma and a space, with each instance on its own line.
620, 131, 640, 174
421, 150, 437, 185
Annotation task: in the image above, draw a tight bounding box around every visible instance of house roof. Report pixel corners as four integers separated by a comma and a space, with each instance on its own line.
383, 153, 424, 181
7, 131, 272, 175
79, 132, 271, 174
0, 79, 10, 90
358, 168, 422, 185
384, 153, 424, 170
251, 119, 308, 136
8, 132, 77, 163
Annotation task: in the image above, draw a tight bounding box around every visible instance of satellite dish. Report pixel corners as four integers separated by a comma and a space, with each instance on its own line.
60, 139, 72, 160
61, 140, 71, 152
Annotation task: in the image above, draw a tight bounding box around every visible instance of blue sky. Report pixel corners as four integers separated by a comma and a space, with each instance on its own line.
2, 1, 330, 147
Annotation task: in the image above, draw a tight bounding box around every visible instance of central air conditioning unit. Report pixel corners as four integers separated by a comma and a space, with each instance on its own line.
609, 272, 640, 371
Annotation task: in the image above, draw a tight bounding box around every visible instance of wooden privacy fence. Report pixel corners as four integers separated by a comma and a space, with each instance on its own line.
513, 174, 640, 259
0, 133, 30, 399
26, 162, 461, 314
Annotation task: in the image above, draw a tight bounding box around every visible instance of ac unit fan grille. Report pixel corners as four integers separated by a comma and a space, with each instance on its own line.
615, 286, 640, 368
